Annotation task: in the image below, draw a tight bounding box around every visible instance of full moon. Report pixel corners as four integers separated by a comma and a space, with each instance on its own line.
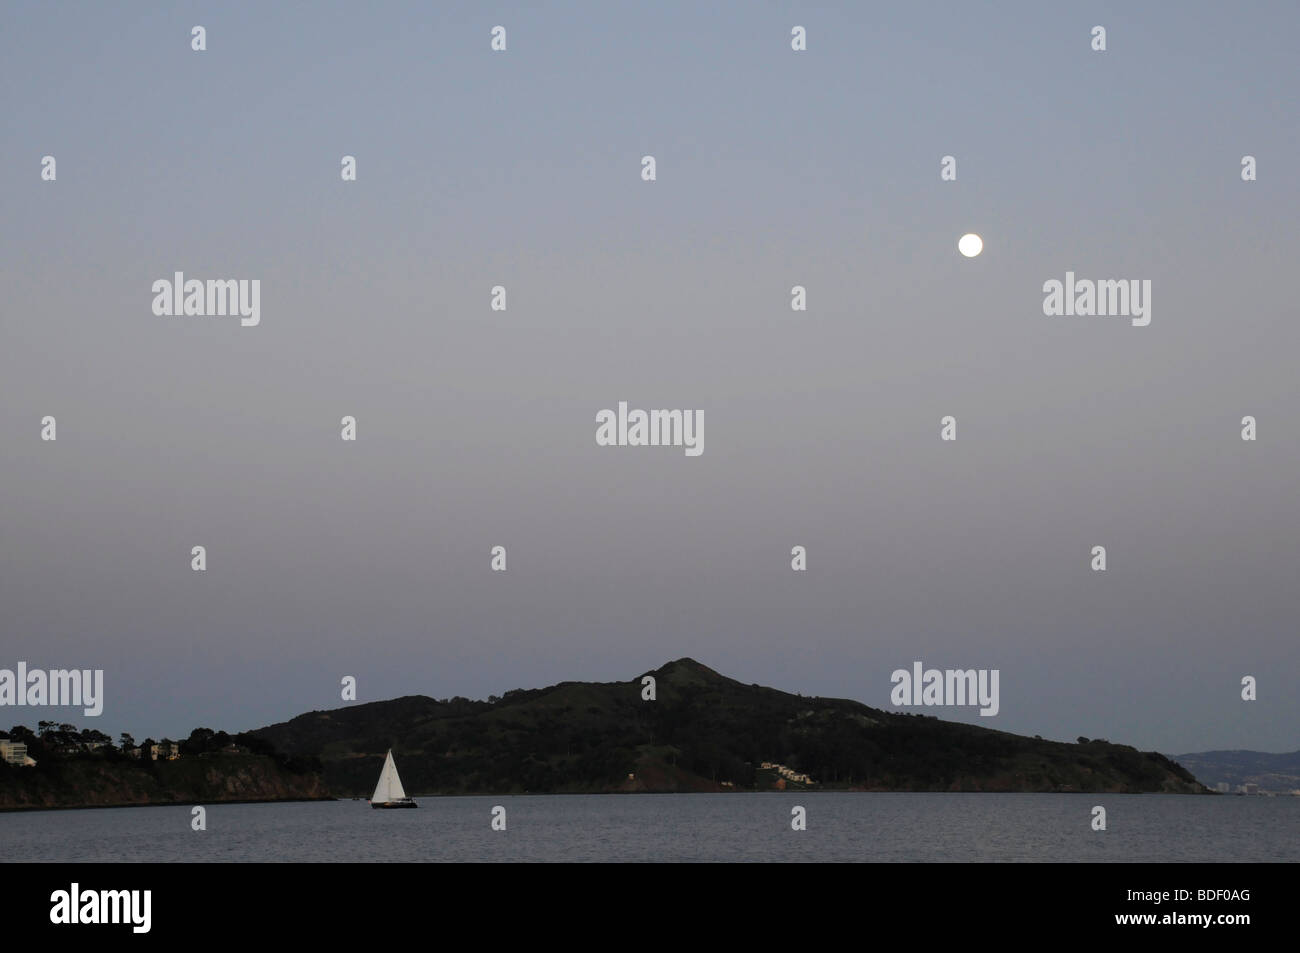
958, 233, 983, 258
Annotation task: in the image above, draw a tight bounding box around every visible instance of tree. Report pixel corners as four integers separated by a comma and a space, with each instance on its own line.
9, 726, 37, 746
182, 728, 215, 757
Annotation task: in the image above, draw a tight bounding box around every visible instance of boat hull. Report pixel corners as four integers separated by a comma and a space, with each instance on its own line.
371, 799, 418, 809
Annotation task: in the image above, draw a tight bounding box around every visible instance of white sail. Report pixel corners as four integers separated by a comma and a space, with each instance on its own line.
371, 749, 407, 802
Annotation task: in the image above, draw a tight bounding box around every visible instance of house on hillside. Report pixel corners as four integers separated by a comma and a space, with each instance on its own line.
0, 740, 37, 767
153, 740, 181, 761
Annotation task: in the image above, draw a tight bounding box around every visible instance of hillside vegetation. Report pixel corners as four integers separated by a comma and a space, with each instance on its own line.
254, 658, 1205, 796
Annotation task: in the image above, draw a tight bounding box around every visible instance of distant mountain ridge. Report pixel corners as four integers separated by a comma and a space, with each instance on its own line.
253, 658, 1205, 796
1171, 750, 1300, 793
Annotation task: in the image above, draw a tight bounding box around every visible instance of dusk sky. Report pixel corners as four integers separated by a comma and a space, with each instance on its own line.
2, 1, 1297, 754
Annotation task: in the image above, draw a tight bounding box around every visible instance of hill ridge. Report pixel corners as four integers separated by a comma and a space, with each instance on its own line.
253, 660, 1205, 796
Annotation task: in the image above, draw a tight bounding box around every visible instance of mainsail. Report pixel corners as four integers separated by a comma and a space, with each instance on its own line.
371, 749, 407, 802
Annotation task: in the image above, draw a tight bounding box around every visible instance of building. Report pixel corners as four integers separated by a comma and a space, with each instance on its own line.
1215, 782, 1230, 793
760, 761, 815, 787
152, 740, 180, 761
0, 740, 36, 767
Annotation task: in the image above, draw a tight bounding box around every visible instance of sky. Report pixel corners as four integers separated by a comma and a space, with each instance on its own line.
2, 1, 1297, 755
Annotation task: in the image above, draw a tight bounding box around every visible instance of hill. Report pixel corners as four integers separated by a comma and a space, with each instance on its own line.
0, 753, 329, 811
253, 658, 1205, 796
1171, 750, 1300, 793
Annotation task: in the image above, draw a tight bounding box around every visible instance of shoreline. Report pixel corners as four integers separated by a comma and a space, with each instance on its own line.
0, 795, 336, 815
4, 789, 1231, 813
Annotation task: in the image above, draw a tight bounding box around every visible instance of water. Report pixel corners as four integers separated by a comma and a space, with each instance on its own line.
2, 793, 1295, 862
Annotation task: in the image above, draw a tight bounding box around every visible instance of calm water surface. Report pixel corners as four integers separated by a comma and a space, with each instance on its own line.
2, 793, 1295, 862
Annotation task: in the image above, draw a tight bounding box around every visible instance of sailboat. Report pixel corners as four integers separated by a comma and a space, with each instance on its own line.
369, 749, 417, 809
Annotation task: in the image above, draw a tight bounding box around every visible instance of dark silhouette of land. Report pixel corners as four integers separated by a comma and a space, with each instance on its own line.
0, 727, 325, 811
2, 659, 1210, 808
253, 658, 1205, 796
1171, 749, 1300, 793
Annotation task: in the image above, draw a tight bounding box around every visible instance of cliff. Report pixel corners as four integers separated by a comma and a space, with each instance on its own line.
0, 754, 330, 811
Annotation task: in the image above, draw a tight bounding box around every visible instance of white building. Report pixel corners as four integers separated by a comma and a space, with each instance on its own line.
150, 741, 180, 761
0, 740, 36, 767
760, 761, 815, 785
